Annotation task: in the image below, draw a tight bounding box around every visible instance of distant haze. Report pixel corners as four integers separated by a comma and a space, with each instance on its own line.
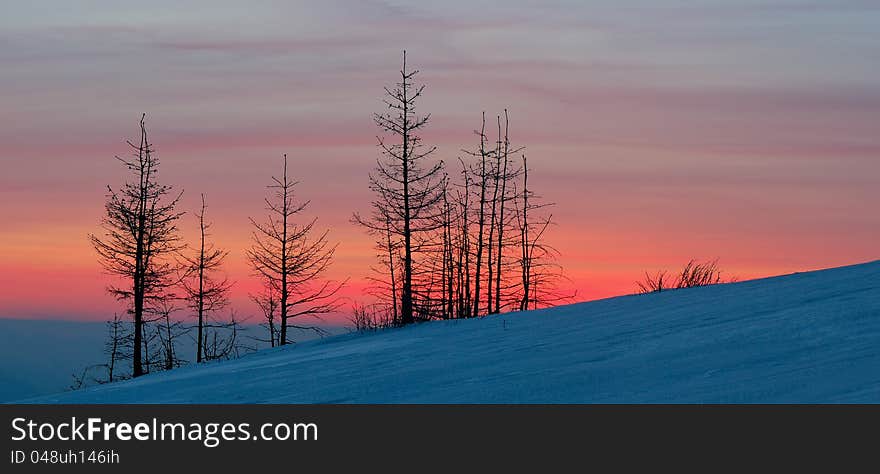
0, 318, 344, 401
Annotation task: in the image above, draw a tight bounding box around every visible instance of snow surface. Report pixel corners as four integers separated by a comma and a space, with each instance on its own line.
19, 260, 880, 403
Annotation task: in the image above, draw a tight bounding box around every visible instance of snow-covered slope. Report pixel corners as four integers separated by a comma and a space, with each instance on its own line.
22, 261, 880, 403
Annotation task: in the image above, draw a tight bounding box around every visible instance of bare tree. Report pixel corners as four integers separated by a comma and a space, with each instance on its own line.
489, 111, 523, 314
140, 316, 162, 375
251, 284, 280, 348
454, 158, 473, 318
513, 154, 571, 311
180, 194, 233, 362
89, 114, 184, 377
151, 297, 188, 370
441, 175, 455, 318
486, 120, 501, 315
361, 216, 402, 325
516, 155, 534, 310
104, 313, 131, 383
248, 154, 346, 345
201, 311, 252, 361
468, 113, 491, 318
382, 217, 401, 324
71, 313, 133, 390
351, 106, 567, 322
354, 51, 444, 325
464, 111, 524, 316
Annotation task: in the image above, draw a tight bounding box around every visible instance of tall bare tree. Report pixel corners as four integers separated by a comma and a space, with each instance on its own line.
454, 158, 473, 318
488, 111, 522, 314
90, 114, 184, 377
248, 154, 345, 345
464, 111, 523, 316
513, 154, 571, 310
468, 113, 491, 317
441, 175, 455, 318
354, 51, 444, 325
180, 194, 232, 362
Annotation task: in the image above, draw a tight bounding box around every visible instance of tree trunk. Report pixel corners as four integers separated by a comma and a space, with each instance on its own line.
400, 53, 414, 325
473, 113, 488, 318
197, 200, 205, 362
494, 110, 510, 314
280, 155, 290, 345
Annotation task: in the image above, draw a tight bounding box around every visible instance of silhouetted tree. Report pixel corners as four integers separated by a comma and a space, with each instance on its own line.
512, 154, 571, 310
180, 194, 233, 362
463, 111, 524, 316
468, 113, 491, 318
441, 176, 455, 318
354, 51, 444, 325
89, 114, 184, 377
248, 154, 345, 345
104, 313, 132, 383
488, 111, 523, 314
201, 311, 251, 361
70, 313, 133, 389
454, 158, 473, 318
251, 285, 280, 347
141, 316, 161, 374
151, 297, 188, 370
361, 216, 402, 325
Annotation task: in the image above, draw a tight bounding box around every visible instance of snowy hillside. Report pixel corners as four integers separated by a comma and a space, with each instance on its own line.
21, 260, 880, 403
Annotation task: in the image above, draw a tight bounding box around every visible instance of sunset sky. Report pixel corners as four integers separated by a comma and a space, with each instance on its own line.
1, 0, 878, 323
